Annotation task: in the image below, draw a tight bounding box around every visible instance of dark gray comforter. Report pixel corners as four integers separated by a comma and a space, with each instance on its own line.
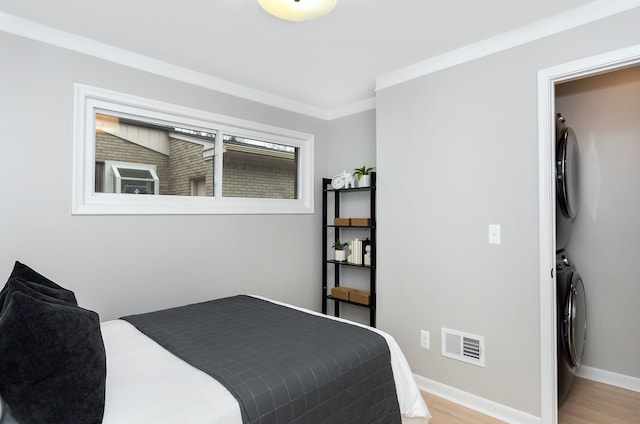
122, 295, 401, 424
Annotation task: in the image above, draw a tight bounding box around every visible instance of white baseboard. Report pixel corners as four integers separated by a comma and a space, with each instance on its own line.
577, 365, 640, 393
415, 368, 639, 424
414, 374, 541, 424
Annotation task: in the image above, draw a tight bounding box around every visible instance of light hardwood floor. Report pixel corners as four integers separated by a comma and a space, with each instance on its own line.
420, 391, 504, 424
421, 377, 640, 423
558, 377, 640, 424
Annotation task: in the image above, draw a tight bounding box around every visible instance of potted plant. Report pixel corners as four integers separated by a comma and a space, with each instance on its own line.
353, 165, 375, 188
332, 240, 349, 261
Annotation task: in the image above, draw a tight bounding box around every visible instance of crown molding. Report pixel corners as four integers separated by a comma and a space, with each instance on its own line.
0, 11, 334, 120
376, 0, 640, 93
326, 97, 376, 120
5, 0, 639, 121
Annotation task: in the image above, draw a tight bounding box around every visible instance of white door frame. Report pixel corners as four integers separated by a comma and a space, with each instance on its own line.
537, 43, 640, 424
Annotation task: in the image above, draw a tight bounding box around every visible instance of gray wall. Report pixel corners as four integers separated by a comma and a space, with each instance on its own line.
556, 66, 640, 379
0, 31, 328, 321
327, 110, 376, 174
375, 8, 640, 417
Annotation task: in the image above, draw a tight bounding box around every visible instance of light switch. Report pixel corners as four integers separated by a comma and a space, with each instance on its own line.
488, 224, 501, 244
420, 330, 430, 349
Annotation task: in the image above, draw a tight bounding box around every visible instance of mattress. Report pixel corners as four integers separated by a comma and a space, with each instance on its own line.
0, 296, 430, 424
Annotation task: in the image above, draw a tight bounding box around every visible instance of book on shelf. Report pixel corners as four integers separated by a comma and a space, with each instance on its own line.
348, 238, 369, 265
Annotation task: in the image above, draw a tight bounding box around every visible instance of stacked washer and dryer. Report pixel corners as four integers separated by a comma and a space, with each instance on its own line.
555, 114, 587, 405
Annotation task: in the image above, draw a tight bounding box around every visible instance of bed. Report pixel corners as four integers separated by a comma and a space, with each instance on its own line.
0, 262, 430, 424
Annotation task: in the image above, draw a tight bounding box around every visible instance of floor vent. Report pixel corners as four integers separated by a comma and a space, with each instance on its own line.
441, 327, 485, 367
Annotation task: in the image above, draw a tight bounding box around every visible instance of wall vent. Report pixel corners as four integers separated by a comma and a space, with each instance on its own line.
441, 327, 485, 367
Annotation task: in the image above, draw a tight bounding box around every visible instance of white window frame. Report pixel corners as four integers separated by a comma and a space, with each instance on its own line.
72, 84, 314, 215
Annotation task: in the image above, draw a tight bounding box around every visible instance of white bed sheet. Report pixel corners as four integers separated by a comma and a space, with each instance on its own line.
1, 296, 430, 424
100, 319, 243, 424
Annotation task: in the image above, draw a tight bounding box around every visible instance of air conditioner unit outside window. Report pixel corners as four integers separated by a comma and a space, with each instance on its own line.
104, 161, 159, 195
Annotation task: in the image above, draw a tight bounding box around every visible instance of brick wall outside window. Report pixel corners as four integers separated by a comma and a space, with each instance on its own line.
96, 133, 296, 198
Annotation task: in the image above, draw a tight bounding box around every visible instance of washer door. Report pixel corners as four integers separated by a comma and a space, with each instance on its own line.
556, 127, 580, 219
563, 272, 586, 367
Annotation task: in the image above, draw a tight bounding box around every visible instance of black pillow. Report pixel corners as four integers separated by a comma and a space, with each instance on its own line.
0, 261, 77, 310
1, 276, 75, 311
0, 290, 106, 424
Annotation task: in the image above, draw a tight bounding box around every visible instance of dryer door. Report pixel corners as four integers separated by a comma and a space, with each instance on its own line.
556, 127, 580, 219
564, 272, 586, 367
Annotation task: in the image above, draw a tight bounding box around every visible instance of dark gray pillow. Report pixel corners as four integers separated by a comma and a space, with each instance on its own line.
1, 277, 75, 311
0, 261, 77, 310
0, 290, 106, 424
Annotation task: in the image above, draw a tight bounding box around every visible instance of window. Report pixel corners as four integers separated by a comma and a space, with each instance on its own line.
73, 84, 314, 214
222, 134, 298, 199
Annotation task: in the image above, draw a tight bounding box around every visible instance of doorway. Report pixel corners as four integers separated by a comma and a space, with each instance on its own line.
537, 43, 640, 424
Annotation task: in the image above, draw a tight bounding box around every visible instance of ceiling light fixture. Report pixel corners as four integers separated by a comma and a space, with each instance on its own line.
258, 0, 337, 22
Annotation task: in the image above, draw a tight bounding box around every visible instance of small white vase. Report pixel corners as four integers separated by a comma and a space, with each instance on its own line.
334, 250, 347, 261
357, 174, 371, 188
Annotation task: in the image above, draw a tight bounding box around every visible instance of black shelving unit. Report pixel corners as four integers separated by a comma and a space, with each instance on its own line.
322, 172, 376, 327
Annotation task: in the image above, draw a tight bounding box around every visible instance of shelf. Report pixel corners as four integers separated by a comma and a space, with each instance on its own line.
325, 295, 374, 309
322, 173, 377, 327
324, 186, 374, 193
326, 260, 374, 269
325, 225, 375, 229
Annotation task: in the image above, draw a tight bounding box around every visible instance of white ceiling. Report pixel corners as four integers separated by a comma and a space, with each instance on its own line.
0, 0, 626, 116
